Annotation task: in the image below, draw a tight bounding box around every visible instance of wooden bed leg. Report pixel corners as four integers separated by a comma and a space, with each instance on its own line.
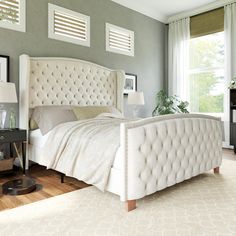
126, 200, 136, 212
61, 173, 65, 183
214, 167, 220, 174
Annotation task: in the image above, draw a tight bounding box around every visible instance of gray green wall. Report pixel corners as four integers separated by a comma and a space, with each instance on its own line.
0, 0, 166, 124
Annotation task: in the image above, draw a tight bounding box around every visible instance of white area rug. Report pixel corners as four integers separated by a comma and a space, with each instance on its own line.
0, 160, 236, 236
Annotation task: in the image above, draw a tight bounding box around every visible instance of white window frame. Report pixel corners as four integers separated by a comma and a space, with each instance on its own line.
0, 0, 26, 32
106, 23, 134, 57
48, 3, 90, 47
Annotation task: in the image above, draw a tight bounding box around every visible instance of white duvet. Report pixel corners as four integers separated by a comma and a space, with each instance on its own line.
42, 114, 128, 191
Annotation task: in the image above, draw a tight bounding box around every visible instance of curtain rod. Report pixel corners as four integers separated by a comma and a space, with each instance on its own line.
167, 0, 235, 23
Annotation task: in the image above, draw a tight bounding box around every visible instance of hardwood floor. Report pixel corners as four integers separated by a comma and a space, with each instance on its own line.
222, 148, 236, 161
0, 149, 235, 212
0, 164, 89, 211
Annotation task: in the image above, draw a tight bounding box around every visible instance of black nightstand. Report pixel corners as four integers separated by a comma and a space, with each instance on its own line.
0, 129, 36, 195
0, 129, 27, 174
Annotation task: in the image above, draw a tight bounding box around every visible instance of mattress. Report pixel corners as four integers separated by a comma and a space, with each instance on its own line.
29, 129, 122, 170
29, 129, 51, 166
30, 129, 50, 148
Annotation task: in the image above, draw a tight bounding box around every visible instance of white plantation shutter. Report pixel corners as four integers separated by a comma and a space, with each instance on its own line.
106, 23, 134, 57
0, 0, 25, 32
48, 4, 90, 47
0, 0, 19, 23
54, 12, 87, 41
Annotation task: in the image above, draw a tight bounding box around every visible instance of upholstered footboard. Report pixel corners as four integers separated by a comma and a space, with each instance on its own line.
120, 114, 222, 205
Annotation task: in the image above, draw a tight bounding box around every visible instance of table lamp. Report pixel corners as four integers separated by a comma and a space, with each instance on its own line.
0, 82, 17, 129
127, 91, 145, 117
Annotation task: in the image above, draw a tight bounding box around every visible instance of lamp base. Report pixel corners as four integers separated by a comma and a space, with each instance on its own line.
0, 110, 6, 129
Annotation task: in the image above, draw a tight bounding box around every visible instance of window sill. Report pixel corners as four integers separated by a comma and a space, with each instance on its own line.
191, 112, 224, 119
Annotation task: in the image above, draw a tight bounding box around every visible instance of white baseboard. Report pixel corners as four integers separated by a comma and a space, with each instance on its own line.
222, 141, 234, 149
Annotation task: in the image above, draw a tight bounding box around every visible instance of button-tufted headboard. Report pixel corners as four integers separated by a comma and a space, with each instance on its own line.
19, 54, 125, 131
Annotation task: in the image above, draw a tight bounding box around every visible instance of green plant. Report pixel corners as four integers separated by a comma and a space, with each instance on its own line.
152, 90, 189, 116
229, 77, 236, 89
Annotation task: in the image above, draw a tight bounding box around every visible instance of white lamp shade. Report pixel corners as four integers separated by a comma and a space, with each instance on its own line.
0, 82, 18, 103
127, 91, 145, 105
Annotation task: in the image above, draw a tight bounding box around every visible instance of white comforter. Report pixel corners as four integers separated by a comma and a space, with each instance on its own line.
42, 114, 128, 191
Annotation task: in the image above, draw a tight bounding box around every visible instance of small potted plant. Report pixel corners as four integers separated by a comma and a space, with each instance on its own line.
229, 77, 236, 89
152, 90, 189, 116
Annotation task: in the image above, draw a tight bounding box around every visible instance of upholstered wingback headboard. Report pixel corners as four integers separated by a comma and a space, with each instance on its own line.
19, 54, 125, 131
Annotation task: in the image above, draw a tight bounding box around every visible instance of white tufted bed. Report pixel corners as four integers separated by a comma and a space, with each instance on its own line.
19, 54, 222, 211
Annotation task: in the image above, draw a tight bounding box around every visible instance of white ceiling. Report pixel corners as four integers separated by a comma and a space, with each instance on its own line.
111, 0, 220, 23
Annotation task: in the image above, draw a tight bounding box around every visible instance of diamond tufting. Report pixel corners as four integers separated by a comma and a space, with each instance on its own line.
121, 115, 222, 201
20, 56, 222, 204
28, 59, 124, 109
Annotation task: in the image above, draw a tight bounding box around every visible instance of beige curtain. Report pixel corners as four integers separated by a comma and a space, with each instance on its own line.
168, 18, 190, 100
224, 3, 236, 146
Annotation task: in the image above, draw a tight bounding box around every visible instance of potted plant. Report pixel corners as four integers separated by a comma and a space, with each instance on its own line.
229, 77, 236, 89
152, 90, 189, 116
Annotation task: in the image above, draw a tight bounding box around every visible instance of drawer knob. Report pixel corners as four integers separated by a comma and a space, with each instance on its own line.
0, 136, 5, 140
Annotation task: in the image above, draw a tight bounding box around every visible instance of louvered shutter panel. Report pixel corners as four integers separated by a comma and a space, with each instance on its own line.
0, 0, 19, 23
106, 23, 134, 56
0, 0, 25, 32
48, 4, 90, 47
54, 11, 87, 41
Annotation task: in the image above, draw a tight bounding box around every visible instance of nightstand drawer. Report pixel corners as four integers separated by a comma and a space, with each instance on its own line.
0, 130, 26, 143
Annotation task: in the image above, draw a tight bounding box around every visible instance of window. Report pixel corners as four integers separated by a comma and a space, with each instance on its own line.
189, 32, 225, 115
106, 23, 134, 57
48, 4, 90, 47
0, 0, 25, 32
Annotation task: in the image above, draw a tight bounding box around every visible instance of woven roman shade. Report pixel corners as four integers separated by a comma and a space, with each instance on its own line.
190, 7, 224, 38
